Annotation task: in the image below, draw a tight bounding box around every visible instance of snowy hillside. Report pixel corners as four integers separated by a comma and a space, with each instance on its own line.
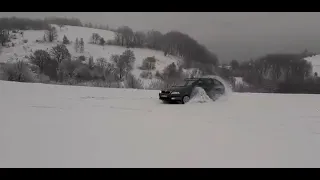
305, 55, 320, 75
234, 77, 246, 85
0, 25, 182, 87
1, 80, 320, 168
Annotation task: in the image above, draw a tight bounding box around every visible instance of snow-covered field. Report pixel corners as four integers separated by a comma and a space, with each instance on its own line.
0, 25, 181, 87
1, 80, 320, 168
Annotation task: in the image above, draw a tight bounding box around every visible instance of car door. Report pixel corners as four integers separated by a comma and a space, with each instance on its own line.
201, 79, 212, 93
196, 79, 206, 89
213, 79, 225, 93
206, 79, 215, 91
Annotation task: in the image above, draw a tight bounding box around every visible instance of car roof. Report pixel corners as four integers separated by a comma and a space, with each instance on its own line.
185, 77, 213, 81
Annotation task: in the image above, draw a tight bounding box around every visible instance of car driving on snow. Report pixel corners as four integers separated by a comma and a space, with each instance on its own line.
159, 76, 226, 104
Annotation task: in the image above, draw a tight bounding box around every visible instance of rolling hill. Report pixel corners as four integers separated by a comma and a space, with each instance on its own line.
0, 25, 183, 87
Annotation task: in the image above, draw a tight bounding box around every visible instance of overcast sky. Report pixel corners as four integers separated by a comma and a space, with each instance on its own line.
1, 12, 320, 62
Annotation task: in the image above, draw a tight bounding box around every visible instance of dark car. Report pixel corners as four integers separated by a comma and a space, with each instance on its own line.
159, 76, 226, 104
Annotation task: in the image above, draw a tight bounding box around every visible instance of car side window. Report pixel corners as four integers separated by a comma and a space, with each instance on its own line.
207, 79, 214, 85
198, 80, 209, 88
198, 79, 210, 89
204, 79, 214, 88
213, 79, 223, 86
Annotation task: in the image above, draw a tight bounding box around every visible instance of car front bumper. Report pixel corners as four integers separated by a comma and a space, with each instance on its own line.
159, 93, 182, 101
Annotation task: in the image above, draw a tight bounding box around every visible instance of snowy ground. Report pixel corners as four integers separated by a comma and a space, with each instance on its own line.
1, 80, 320, 167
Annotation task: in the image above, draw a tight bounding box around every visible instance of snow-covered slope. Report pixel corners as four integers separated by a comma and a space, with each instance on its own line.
305, 55, 320, 75
1, 80, 320, 168
53, 25, 115, 44
234, 77, 249, 87
0, 25, 181, 87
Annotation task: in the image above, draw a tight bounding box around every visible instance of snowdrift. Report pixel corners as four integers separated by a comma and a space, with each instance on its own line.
187, 76, 233, 104
188, 87, 212, 104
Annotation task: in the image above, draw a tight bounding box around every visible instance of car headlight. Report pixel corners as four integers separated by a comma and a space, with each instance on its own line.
171, 91, 180, 95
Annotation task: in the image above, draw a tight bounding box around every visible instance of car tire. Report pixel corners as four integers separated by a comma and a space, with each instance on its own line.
181, 95, 190, 104
208, 89, 223, 101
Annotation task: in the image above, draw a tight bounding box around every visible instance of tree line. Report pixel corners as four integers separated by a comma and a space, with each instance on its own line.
226, 51, 320, 93
107, 26, 219, 74
44, 17, 82, 27
0, 16, 219, 74
0, 17, 84, 31
0, 42, 145, 89
83, 23, 111, 31
0, 41, 198, 90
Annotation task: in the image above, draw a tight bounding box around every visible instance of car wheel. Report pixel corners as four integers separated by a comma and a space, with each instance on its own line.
208, 89, 224, 101
182, 95, 190, 104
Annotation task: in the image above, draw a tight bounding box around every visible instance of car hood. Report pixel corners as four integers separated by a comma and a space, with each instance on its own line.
166, 86, 187, 92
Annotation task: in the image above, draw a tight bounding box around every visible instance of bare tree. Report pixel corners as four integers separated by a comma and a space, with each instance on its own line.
99, 37, 105, 46
145, 30, 163, 49
104, 62, 117, 86
90, 33, 101, 44
0, 29, 9, 46
110, 50, 135, 81
43, 34, 46, 42
125, 73, 143, 89
114, 32, 122, 45
50, 44, 71, 64
88, 56, 94, 69
162, 62, 182, 84
121, 49, 135, 74
29, 49, 51, 74
110, 54, 122, 80
140, 71, 153, 79
77, 55, 86, 62
140, 56, 156, 70
74, 38, 79, 52
96, 57, 107, 69
2, 60, 35, 82
133, 31, 146, 47
63, 35, 70, 44
230, 59, 239, 70
45, 26, 58, 42
116, 26, 134, 47
79, 38, 84, 53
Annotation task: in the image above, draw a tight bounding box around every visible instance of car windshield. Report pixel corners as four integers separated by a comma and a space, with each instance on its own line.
183, 79, 197, 86
174, 79, 197, 87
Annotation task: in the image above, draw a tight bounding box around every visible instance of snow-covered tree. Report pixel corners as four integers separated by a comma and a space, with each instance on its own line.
50, 44, 71, 64
63, 35, 70, 44
111, 49, 135, 81
74, 38, 79, 52
29, 49, 51, 74
45, 26, 58, 42
99, 37, 105, 46
79, 38, 84, 53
